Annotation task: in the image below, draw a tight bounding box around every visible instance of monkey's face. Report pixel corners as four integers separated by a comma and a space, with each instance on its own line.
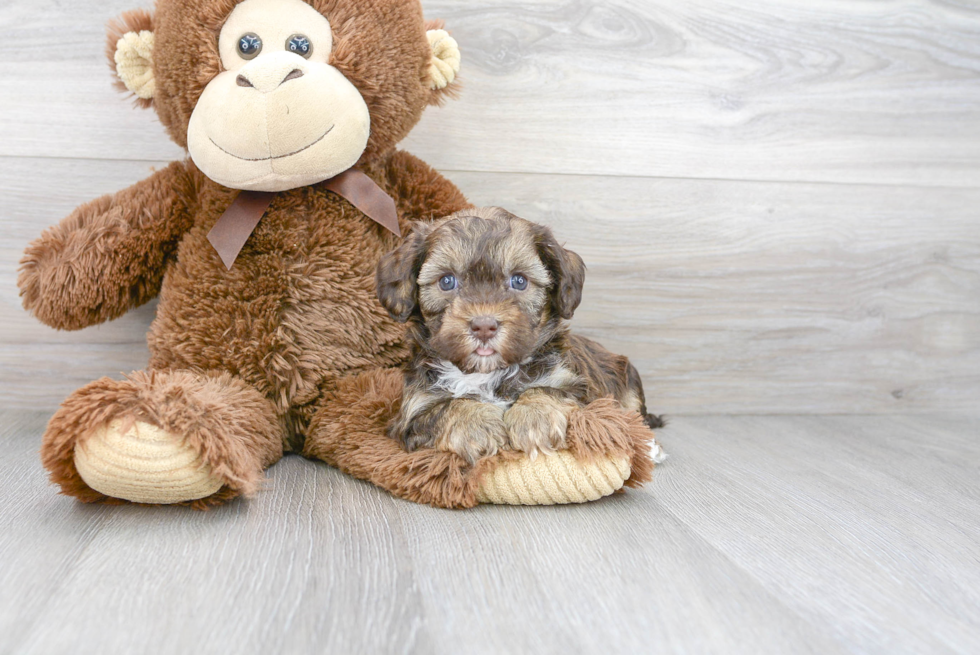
377, 209, 587, 375
186, 0, 368, 191
108, 0, 461, 192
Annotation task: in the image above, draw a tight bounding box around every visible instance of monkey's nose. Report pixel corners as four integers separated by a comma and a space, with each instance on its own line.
236, 68, 304, 91
281, 69, 304, 84
469, 316, 499, 342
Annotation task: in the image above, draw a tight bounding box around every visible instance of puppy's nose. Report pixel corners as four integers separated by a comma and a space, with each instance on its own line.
469, 316, 499, 342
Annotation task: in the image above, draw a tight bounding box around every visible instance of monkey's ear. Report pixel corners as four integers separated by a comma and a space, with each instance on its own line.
424, 22, 461, 104
376, 224, 431, 322
106, 9, 155, 107
534, 225, 587, 320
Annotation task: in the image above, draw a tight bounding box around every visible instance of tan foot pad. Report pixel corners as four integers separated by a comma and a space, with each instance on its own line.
475, 451, 631, 505
74, 419, 223, 504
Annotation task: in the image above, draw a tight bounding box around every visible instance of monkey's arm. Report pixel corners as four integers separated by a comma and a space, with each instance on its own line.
18, 161, 197, 331
385, 150, 474, 223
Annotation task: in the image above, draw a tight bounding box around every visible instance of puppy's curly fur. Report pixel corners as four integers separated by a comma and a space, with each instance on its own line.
376, 207, 663, 464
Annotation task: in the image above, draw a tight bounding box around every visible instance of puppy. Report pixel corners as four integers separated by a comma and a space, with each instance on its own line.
376, 207, 663, 464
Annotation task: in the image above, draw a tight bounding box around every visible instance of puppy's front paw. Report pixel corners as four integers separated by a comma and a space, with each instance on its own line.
434, 401, 507, 465
504, 393, 576, 459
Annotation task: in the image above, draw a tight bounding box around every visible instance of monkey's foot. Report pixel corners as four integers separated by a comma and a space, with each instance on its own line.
308, 368, 663, 508
74, 419, 224, 504
475, 450, 630, 505
41, 370, 284, 507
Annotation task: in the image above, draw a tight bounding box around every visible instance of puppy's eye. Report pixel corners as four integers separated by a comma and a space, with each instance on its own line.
238, 33, 262, 59
438, 274, 457, 291
510, 274, 528, 291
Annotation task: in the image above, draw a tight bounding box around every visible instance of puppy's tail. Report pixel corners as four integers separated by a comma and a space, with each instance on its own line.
643, 413, 666, 430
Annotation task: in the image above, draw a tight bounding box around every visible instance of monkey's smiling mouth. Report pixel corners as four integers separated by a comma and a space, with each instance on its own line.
209, 124, 335, 162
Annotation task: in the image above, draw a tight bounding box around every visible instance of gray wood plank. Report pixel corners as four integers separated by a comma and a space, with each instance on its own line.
652, 413, 980, 655
0, 413, 431, 655
3, 410, 980, 654
16, 464, 433, 655
391, 487, 841, 654
410, 0, 980, 186
2, 0, 980, 186
4, 157, 978, 414
0, 411, 116, 653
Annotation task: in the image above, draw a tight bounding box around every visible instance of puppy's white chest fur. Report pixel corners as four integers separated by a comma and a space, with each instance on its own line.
431, 360, 519, 409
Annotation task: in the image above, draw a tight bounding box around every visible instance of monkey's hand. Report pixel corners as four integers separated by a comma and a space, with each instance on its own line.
18, 161, 196, 331
504, 389, 579, 459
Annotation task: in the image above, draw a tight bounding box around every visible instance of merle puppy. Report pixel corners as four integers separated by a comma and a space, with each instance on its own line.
376, 207, 663, 464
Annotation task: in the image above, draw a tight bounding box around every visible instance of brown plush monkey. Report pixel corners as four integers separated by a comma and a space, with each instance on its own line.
19, 0, 659, 509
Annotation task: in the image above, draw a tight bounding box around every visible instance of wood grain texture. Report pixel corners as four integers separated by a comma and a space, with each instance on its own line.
1, 0, 979, 186
3, 157, 978, 413
2, 410, 978, 654
655, 414, 980, 654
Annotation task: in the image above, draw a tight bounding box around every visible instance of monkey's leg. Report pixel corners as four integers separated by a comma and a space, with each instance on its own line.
304, 368, 662, 508
304, 368, 485, 508
41, 369, 283, 507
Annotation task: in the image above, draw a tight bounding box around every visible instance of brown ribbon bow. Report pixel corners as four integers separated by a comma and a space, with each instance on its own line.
207, 168, 401, 270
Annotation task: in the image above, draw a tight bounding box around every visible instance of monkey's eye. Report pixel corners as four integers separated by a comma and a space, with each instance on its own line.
238, 33, 262, 59
438, 274, 457, 291
286, 34, 313, 58
510, 274, 528, 291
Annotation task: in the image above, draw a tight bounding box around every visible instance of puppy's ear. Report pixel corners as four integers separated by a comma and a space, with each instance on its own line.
533, 224, 586, 320
376, 223, 431, 322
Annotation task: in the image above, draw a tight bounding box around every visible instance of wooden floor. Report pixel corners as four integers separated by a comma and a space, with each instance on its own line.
2, 410, 977, 655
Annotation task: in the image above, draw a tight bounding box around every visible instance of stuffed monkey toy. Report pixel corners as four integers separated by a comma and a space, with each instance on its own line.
19, 0, 660, 508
